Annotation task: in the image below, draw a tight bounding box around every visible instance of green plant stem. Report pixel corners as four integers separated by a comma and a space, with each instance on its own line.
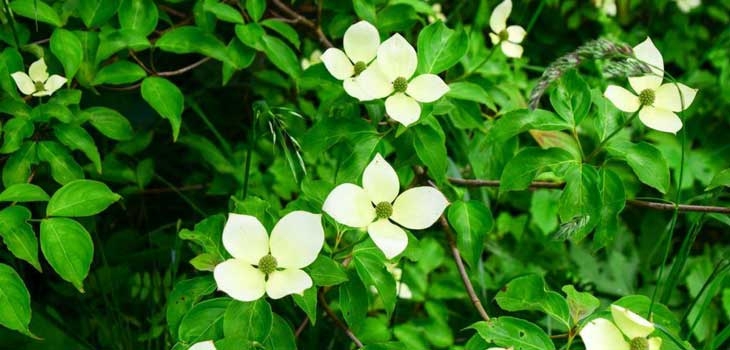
585, 109, 639, 162
525, 0, 546, 33
682, 259, 730, 338
655, 324, 690, 350
712, 324, 730, 349
2, 0, 21, 48
188, 99, 233, 156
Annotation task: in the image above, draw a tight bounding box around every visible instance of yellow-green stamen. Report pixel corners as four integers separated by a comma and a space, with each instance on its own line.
258, 254, 278, 275
375, 201, 393, 219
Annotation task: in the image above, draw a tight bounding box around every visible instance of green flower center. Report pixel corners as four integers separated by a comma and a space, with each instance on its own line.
629, 337, 649, 350
34, 81, 46, 92
393, 77, 408, 93
638, 89, 655, 106
258, 254, 278, 275
353, 61, 367, 76
498, 29, 510, 42
375, 201, 393, 219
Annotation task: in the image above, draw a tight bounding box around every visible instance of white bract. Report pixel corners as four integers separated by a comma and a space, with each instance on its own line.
11, 58, 67, 97
322, 154, 449, 259
579, 305, 662, 350
188, 340, 216, 350
355, 34, 449, 126
489, 0, 527, 58
593, 0, 617, 16
301, 49, 322, 70
213, 211, 324, 301
385, 263, 412, 299
675, 0, 700, 13
320, 21, 381, 100
603, 37, 697, 134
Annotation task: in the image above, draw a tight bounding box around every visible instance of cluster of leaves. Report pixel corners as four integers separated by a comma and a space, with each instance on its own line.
1, 0, 730, 349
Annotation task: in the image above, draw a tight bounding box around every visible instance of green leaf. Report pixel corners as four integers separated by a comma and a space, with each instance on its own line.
0, 183, 49, 202
707, 168, 730, 191
179, 134, 235, 174
353, 249, 397, 318
561, 285, 599, 325
549, 69, 591, 126
40, 218, 94, 292
292, 287, 317, 325
557, 163, 600, 242
178, 298, 231, 343
0, 263, 33, 337
9, 0, 63, 27
36, 141, 84, 185
352, 0, 377, 23
156, 26, 234, 65
0, 117, 34, 154
50, 29, 83, 81
0, 206, 41, 271
46, 179, 121, 217
204, 0, 244, 24
245, 0, 266, 22
77, 0, 121, 28
495, 274, 571, 328
167, 276, 217, 341
92, 61, 147, 85
339, 270, 368, 330
2, 142, 37, 187
491, 109, 572, 143
261, 20, 300, 48
235, 23, 265, 50
471, 317, 555, 350
412, 122, 447, 184
178, 214, 226, 258
31, 102, 74, 123
593, 168, 625, 249
307, 255, 348, 286
262, 315, 297, 349
499, 147, 575, 192
608, 141, 670, 193
84, 106, 135, 141
118, 0, 159, 35
141, 77, 184, 141
416, 21, 469, 74
447, 200, 493, 269
0, 99, 31, 119
446, 82, 496, 109
223, 299, 272, 341
53, 124, 102, 173
260, 34, 301, 79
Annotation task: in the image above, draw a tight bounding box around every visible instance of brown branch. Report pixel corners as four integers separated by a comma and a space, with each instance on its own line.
269, 0, 333, 48
318, 290, 364, 348
157, 57, 212, 77
439, 216, 491, 322
448, 177, 730, 214
294, 317, 309, 338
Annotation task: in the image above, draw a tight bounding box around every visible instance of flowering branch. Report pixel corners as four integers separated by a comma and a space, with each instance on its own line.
448, 178, 730, 214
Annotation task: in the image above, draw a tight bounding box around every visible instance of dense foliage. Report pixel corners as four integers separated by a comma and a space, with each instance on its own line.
1, 0, 730, 349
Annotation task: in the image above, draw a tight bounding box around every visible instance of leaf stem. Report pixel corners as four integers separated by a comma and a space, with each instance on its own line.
585, 109, 639, 162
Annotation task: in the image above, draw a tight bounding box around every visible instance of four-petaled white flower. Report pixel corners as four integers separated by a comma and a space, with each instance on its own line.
323, 154, 449, 259
580, 304, 662, 350
213, 211, 324, 301
321, 21, 381, 100
604, 37, 697, 134
489, 0, 527, 58
675, 0, 700, 13
355, 34, 449, 126
11, 58, 67, 97
188, 340, 216, 350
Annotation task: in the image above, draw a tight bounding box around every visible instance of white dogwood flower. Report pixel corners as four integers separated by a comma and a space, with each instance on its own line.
489, 0, 526, 58
604, 37, 697, 134
323, 154, 449, 259
11, 58, 67, 97
579, 305, 662, 350
320, 21, 381, 100
355, 34, 449, 126
213, 211, 324, 301
675, 0, 700, 13
188, 340, 216, 350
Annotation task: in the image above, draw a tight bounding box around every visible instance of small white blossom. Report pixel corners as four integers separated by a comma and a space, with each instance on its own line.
213, 211, 324, 301
580, 305, 662, 350
385, 263, 412, 299
604, 37, 697, 134
675, 0, 700, 12
323, 154, 449, 259
488, 0, 526, 58
188, 340, 216, 350
354, 34, 449, 126
301, 49, 322, 70
320, 21, 381, 100
428, 3, 447, 24
11, 58, 67, 97
593, 0, 617, 16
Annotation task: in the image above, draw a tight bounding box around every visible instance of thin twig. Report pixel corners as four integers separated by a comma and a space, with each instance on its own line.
448, 178, 730, 214
439, 216, 491, 321
294, 317, 309, 338
318, 291, 364, 348
157, 57, 212, 77
269, 0, 333, 48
